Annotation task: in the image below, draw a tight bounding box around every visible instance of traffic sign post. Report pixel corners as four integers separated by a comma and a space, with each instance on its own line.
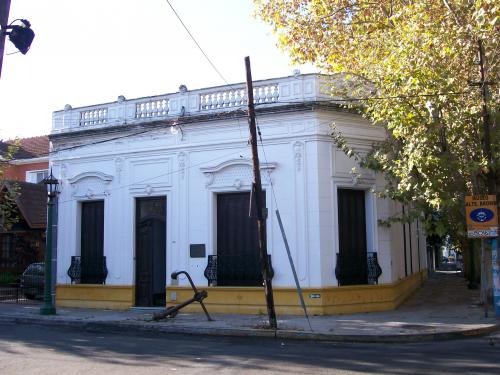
465, 195, 498, 238
465, 195, 499, 318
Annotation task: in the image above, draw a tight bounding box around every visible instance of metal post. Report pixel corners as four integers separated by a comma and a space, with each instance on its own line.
40, 194, 56, 315
402, 205, 408, 276
491, 238, 500, 318
0, 0, 12, 79
480, 239, 488, 317
244, 56, 277, 329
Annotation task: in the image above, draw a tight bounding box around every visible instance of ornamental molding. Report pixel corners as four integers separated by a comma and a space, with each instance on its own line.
69, 171, 113, 185
200, 158, 277, 188
115, 157, 124, 183
178, 152, 187, 179
293, 141, 304, 172
69, 171, 113, 199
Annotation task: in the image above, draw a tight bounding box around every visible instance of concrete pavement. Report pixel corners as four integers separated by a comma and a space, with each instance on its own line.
1, 271, 499, 343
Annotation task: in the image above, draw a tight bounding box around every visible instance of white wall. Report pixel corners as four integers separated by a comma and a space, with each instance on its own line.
53, 106, 417, 289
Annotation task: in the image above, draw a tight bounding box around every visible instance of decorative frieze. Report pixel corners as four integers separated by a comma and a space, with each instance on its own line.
178, 152, 187, 180
68, 171, 113, 199
201, 158, 276, 189
293, 141, 304, 172
115, 157, 124, 183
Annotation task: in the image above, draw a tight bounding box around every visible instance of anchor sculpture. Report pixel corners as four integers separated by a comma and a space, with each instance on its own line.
153, 270, 213, 321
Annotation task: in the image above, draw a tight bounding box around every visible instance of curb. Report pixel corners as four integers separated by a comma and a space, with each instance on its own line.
1, 315, 499, 344
275, 325, 500, 343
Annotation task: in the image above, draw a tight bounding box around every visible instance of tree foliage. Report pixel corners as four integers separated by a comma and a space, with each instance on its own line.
0, 141, 20, 231
255, 0, 499, 240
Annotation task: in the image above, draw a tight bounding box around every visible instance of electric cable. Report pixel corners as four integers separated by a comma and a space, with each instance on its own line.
53, 146, 249, 207
51, 117, 337, 208
163, 0, 229, 85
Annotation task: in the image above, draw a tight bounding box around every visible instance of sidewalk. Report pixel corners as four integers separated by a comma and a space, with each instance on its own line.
1, 271, 499, 343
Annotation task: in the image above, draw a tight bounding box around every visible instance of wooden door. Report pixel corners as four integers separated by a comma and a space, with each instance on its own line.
216, 192, 264, 286
135, 197, 166, 307
337, 189, 368, 285
81, 201, 104, 284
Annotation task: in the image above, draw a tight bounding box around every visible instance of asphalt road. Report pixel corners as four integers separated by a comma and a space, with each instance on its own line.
0, 322, 499, 375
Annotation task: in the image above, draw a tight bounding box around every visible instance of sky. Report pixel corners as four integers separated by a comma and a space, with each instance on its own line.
0, 0, 315, 140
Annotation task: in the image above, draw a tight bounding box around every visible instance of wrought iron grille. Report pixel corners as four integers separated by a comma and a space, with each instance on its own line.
204, 254, 274, 287
335, 251, 382, 286
67, 256, 108, 284
367, 252, 383, 284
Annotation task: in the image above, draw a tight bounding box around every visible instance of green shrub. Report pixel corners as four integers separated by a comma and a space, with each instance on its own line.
0, 272, 18, 286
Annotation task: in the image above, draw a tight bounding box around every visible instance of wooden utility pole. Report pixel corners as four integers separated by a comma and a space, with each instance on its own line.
477, 39, 496, 195
478, 40, 499, 318
472, 39, 499, 317
0, 0, 12, 79
244, 56, 277, 329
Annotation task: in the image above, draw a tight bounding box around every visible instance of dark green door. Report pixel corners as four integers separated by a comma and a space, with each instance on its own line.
217, 192, 264, 286
81, 201, 104, 284
337, 189, 368, 285
135, 197, 166, 307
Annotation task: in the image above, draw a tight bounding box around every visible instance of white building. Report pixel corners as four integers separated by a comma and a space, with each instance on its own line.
50, 74, 427, 315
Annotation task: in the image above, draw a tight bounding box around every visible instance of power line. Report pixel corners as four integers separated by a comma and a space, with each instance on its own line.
254, 89, 475, 107
52, 117, 335, 208
49, 108, 250, 155
163, 0, 229, 85
54, 147, 249, 207
51, 75, 461, 172
48, 104, 351, 157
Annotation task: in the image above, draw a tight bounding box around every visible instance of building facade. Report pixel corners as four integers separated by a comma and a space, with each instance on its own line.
50, 74, 427, 314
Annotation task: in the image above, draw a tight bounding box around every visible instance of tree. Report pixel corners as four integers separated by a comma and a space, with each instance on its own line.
0, 140, 20, 231
255, 0, 499, 245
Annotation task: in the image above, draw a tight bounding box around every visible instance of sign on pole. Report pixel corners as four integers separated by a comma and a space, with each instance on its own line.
465, 195, 498, 238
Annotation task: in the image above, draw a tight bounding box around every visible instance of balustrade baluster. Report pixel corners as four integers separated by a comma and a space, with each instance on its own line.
222, 92, 228, 107
271, 85, 279, 102
265, 87, 271, 102
210, 94, 216, 109
255, 87, 262, 103
162, 99, 168, 115
235, 90, 242, 106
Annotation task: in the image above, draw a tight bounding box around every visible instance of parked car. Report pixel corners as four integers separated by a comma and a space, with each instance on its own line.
20, 262, 44, 300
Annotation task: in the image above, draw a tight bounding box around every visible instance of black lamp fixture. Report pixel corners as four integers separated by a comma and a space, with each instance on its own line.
4, 19, 35, 54
43, 169, 59, 197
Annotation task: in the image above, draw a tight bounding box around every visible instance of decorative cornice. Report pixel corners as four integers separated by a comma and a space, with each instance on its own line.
200, 158, 276, 174
69, 171, 113, 185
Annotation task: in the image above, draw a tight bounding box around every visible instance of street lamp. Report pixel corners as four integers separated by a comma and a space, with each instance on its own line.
2, 19, 35, 54
40, 169, 59, 315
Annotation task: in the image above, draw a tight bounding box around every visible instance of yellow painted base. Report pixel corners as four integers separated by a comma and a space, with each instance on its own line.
167, 270, 427, 315
56, 284, 134, 310
55, 271, 426, 314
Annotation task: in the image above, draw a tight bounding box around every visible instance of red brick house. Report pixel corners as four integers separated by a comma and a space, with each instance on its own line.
0, 136, 49, 282
3, 136, 50, 183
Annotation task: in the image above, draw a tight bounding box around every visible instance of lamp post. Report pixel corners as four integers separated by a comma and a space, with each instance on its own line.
40, 170, 59, 315
1, 15, 36, 79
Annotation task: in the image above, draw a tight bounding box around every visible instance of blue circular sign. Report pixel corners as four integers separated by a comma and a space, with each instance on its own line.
469, 208, 494, 223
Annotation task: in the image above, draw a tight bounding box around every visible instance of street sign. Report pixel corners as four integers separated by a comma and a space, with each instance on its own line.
465, 195, 498, 238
